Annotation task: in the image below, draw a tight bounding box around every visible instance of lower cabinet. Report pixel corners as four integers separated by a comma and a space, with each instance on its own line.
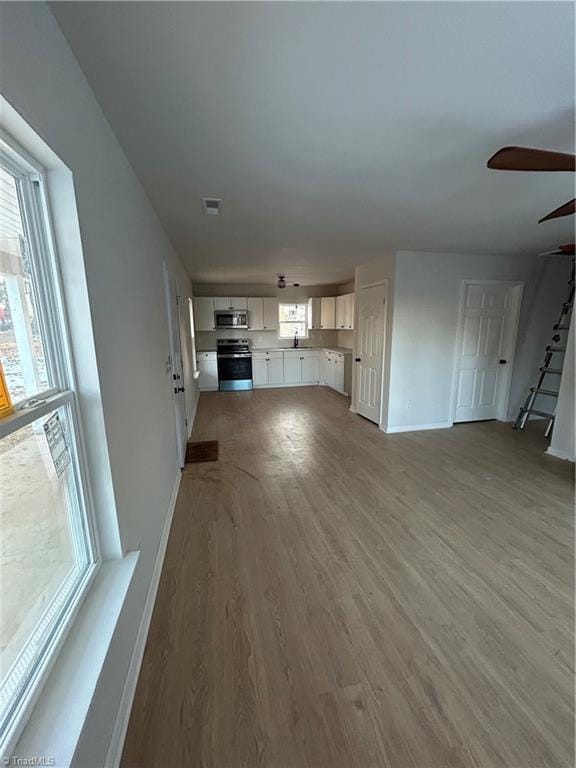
253, 350, 320, 387
283, 350, 320, 385
253, 351, 284, 387
251, 348, 349, 392
197, 351, 218, 391
321, 350, 351, 396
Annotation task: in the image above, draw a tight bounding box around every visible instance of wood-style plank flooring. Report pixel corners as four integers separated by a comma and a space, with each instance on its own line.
122, 387, 574, 768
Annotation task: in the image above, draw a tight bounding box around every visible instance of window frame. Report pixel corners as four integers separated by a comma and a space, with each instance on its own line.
0, 134, 101, 757
278, 302, 309, 339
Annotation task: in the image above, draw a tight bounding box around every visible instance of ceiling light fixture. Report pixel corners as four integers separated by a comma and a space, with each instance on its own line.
277, 275, 286, 289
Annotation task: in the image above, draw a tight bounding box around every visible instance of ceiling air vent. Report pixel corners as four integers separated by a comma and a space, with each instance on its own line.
201, 197, 222, 216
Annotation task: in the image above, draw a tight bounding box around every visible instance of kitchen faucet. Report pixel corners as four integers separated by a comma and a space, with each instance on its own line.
293, 330, 299, 348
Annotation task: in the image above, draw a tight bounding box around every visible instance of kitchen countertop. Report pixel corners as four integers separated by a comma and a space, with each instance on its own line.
196, 346, 353, 354
251, 346, 353, 354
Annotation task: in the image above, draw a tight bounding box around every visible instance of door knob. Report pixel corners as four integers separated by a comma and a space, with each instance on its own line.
499, 359, 507, 364
355, 357, 361, 362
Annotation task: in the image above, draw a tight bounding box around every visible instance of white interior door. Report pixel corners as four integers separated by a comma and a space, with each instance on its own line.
355, 283, 386, 423
454, 282, 519, 422
164, 265, 187, 468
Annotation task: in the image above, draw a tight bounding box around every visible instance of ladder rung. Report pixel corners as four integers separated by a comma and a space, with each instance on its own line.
531, 387, 559, 397
554, 324, 570, 330
522, 409, 555, 419
546, 346, 566, 353
540, 367, 562, 374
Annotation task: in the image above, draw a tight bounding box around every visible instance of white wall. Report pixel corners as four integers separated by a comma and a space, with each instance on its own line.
548, 313, 575, 461
386, 250, 553, 431
0, 3, 198, 764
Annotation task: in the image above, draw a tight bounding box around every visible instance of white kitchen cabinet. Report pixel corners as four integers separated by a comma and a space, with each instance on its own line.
269, 355, 284, 385
321, 349, 352, 395
284, 350, 320, 385
334, 355, 345, 393
193, 297, 215, 331
335, 293, 355, 330
301, 352, 320, 384
283, 352, 301, 384
308, 297, 322, 330
320, 297, 336, 329
252, 356, 268, 386
321, 350, 336, 388
345, 293, 355, 329
336, 295, 347, 329
214, 297, 247, 310
253, 351, 284, 387
263, 298, 279, 330
196, 351, 218, 390
247, 298, 264, 330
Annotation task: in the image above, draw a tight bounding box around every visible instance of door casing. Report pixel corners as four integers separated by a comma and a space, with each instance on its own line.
164, 264, 188, 468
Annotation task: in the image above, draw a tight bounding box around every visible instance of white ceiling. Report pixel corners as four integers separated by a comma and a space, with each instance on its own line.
52, 1, 575, 285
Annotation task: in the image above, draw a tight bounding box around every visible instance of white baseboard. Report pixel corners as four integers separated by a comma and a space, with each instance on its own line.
546, 446, 575, 462
381, 420, 453, 434
105, 471, 182, 768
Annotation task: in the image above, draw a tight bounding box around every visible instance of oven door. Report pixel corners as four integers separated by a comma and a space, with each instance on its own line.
217, 353, 253, 391
214, 311, 248, 329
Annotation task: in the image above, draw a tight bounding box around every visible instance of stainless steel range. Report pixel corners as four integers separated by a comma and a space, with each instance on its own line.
216, 338, 253, 391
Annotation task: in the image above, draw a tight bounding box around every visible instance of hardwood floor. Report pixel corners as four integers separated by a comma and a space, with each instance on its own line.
122, 387, 574, 768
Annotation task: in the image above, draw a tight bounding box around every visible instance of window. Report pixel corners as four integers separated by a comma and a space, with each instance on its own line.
0, 141, 97, 751
278, 303, 308, 339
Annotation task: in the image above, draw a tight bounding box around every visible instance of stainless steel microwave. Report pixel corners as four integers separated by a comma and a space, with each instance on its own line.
214, 310, 248, 329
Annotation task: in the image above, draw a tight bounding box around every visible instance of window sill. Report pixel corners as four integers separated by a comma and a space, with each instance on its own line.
0, 390, 72, 439
10, 552, 139, 767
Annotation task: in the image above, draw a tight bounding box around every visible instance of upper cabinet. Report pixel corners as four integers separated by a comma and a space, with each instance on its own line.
214, 296, 248, 310
247, 297, 264, 330
194, 293, 352, 333
346, 293, 355, 329
308, 297, 322, 330
336, 295, 346, 329
263, 298, 279, 330
335, 293, 355, 330
320, 297, 336, 329
193, 297, 215, 331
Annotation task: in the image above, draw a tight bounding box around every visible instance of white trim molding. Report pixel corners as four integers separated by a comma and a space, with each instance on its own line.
381, 421, 453, 434
105, 471, 182, 768
12, 554, 139, 767
546, 446, 575, 463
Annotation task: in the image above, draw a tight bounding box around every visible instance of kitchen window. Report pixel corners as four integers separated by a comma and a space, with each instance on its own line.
278, 303, 308, 339
0, 143, 98, 752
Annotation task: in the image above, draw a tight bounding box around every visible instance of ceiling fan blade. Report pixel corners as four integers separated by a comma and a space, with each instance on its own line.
540, 243, 575, 256
539, 198, 576, 223
487, 146, 576, 172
